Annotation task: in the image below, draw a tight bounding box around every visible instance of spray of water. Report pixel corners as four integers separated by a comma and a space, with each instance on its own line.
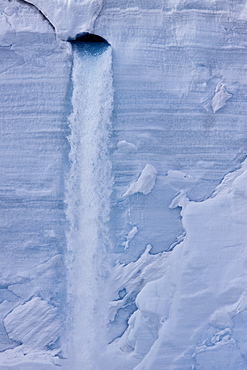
65, 37, 113, 369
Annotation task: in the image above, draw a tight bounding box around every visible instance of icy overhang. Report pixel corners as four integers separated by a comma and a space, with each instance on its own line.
19, 0, 103, 40
69, 33, 109, 44
68, 33, 110, 55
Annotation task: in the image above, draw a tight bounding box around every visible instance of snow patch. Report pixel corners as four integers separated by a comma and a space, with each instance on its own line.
117, 140, 137, 152
209, 293, 247, 329
0, 0, 53, 34
122, 226, 138, 250
169, 190, 188, 210
119, 273, 174, 357
211, 83, 232, 113
4, 297, 61, 350
109, 245, 169, 323
20, 0, 104, 39
110, 246, 174, 358
122, 164, 157, 197
0, 346, 61, 367
166, 169, 190, 180
133, 159, 247, 369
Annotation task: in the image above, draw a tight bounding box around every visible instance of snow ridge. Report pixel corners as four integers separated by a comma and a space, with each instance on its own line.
19, 0, 104, 39
104, 159, 247, 369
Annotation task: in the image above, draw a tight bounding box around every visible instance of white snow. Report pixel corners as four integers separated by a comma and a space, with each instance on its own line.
1, 0, 247, 368
122, 226, 138, 249
0, 0, 52, 34
211, 82, 232, 113
122, 164, 157, 197
0, 297, 62, 367
169, 190, 188, 210
166, 169, 190, 180
117, 140, 137, 152
109, 245, 169, 323
4, 297, 61, 350
131, 159, 247, 370
18, 0, 103, 40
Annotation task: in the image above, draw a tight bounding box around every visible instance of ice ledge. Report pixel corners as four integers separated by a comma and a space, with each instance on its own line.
19, 0, 103, 39
122, 164, 157, 197
109, 159, 247, 368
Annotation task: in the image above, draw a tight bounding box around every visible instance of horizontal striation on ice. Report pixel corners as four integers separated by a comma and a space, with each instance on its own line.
93, 5, 247, 366
95, 1, 247, 274
0, 0, 70, 363
1, 0, 247, 368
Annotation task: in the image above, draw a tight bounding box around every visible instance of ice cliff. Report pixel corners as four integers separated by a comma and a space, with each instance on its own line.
0, 0, 247, 369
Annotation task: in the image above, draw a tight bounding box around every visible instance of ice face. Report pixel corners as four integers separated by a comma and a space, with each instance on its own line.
1, 0, 247, 369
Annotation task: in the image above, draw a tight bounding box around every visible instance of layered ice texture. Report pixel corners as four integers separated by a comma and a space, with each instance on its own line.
1, 0, 247, 369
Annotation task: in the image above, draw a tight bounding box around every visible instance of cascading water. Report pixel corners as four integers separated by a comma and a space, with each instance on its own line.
66, 35, 113, 369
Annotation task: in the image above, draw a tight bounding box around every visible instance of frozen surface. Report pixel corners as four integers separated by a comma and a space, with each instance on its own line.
18, 0, 103, 40
0, 0, 70, 366
104, 159, 247, 370
4, 297, 61, 349
0, 0, 247, 369
132, 160, 247, 369
122, 164, 157, 197
211, 82, 232, 113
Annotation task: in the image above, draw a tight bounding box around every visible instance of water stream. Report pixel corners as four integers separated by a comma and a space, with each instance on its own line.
66, 36, 113, 369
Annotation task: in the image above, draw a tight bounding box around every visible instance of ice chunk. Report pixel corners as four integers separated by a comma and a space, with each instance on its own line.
120, 274, 173, 357
169, 190, 188, 209
211, 83, 232, 113
109, 245, 169, 323
166, 169, 190, 180
209, 293, 247, 329
4, 297, 61, 350
22, 0, 103, 39
122, 164, 157, 197
133, 159, 247, 369
117, 140, 136, 152
122, 226, 138, 250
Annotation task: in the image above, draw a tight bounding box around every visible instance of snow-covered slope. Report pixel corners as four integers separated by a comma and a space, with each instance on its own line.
16, 0, 104, 40
0, 0, 247, 368
114, 160, 247, 370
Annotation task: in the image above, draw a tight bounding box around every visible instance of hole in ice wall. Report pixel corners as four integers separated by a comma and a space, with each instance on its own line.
66, 33, 113, 368
70, 33, 109, 44
69, 33, 110, 55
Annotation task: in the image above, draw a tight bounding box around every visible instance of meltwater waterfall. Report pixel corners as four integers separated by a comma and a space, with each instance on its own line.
66, 36, 113, 369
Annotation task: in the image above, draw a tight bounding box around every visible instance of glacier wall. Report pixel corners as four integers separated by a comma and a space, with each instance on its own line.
0, 0, 71, 366
0, 0, 247, 369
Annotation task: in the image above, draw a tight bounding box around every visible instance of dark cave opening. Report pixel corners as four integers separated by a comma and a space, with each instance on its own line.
70, 33, 109, 44
69, 33, 110, 55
